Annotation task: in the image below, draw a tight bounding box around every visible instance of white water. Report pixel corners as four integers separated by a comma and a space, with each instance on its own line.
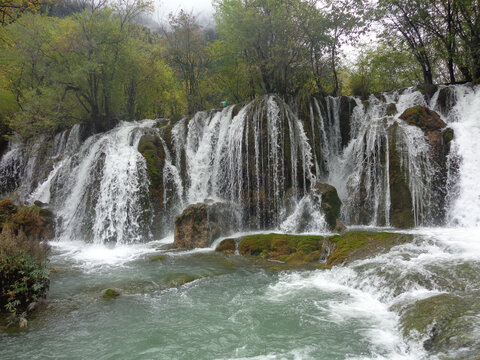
27, 120, 156, 244
440, 86, 480, 227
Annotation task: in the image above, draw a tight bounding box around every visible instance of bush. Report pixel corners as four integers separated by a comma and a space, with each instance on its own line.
0, 201, 52, 322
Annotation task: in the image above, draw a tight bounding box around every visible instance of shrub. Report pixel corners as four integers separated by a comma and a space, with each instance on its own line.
0, 201, 52, 322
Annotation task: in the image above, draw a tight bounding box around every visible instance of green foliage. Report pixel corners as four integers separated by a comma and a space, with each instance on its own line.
0, 0, 42, 25
345, 43, 422, 96
0, 2, 186, 139
327, 231, 412, 266
377, 0, 480, 84
0, 200, 51, 320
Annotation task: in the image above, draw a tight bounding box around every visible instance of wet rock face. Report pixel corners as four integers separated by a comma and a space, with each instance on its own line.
399, 105, 454, 224
339, 96, 357, 148
400, 293, 480, 358
400, 105, 447, 133
138, 132, 166, 237
388, 123, 415, 229
312, 182, 342, 231
174, 201, 238, 249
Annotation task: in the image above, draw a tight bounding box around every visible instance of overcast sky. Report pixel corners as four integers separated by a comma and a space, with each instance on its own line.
156, 0, 214, 18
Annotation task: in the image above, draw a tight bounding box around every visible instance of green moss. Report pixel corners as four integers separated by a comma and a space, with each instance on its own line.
443, 128, 454, 144
150, 255, 166, 261
238, 233, 325, 265
235, 231, 412, 270
386, 103, 397, 116
327, 231, 412, 266
102, 288, 121, 300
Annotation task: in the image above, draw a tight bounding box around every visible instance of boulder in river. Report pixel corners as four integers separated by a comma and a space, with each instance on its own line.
174, 201, 239, 249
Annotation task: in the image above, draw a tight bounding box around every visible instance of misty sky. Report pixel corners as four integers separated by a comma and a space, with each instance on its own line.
156, 0, 214, 16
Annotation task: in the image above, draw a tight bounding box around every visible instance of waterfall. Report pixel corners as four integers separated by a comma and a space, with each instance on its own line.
28, 120, 156, 244
1, 85, 479, 244
164, 95, 315, 231
439, 85, 480, 227
310, 88, 435, 227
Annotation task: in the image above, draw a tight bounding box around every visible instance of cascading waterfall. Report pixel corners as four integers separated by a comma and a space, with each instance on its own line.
3, 86, 480, 360
28, 120, 156, 244
309, 88, 435, 227
438, 85, 480, 227
1, 85, 479, 243
166, 95, 315, 231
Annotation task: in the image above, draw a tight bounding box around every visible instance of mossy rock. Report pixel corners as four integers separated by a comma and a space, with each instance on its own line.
164, 274, 199, 287
102, 288, 121, 300
399, 105, 446, 132
236, 231, 411, 269
386, 103, 397, 116
442, 127, 454, 145
215, 238, 236, 254
327, 231, 412, 266
312, 182, 342, 231
150, 255, 166, 261
400, 293, 480, 356
238, 233, 327, 267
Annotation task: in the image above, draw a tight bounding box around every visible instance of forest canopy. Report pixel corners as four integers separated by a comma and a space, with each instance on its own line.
0, 0, 479, 139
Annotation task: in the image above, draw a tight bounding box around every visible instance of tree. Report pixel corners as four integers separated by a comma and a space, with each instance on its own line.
321, 0, 372, 95
346, 42, 422, 97
378, 0, 436, 84
214, 0, 314, 96
0, 0, 186, 139
0, 0, 42, 25
162, 10, 210, 114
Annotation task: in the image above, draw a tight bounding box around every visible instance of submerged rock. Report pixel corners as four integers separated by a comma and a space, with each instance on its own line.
326, 231, 412, 266
164, 274, 198, 287
150, 255, 166, 261
174, 201, 238, 249
400, 293, 480, 358
215, 238, 236, 254
102, 288, 121, 300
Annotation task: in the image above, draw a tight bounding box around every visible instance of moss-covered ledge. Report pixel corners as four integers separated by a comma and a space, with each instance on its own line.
217, 231, 413, 269
326, 231, 412, 266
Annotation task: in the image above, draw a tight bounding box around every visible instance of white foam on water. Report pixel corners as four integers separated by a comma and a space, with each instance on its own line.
50, 235, 174, 271
268, 268, 426, 359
